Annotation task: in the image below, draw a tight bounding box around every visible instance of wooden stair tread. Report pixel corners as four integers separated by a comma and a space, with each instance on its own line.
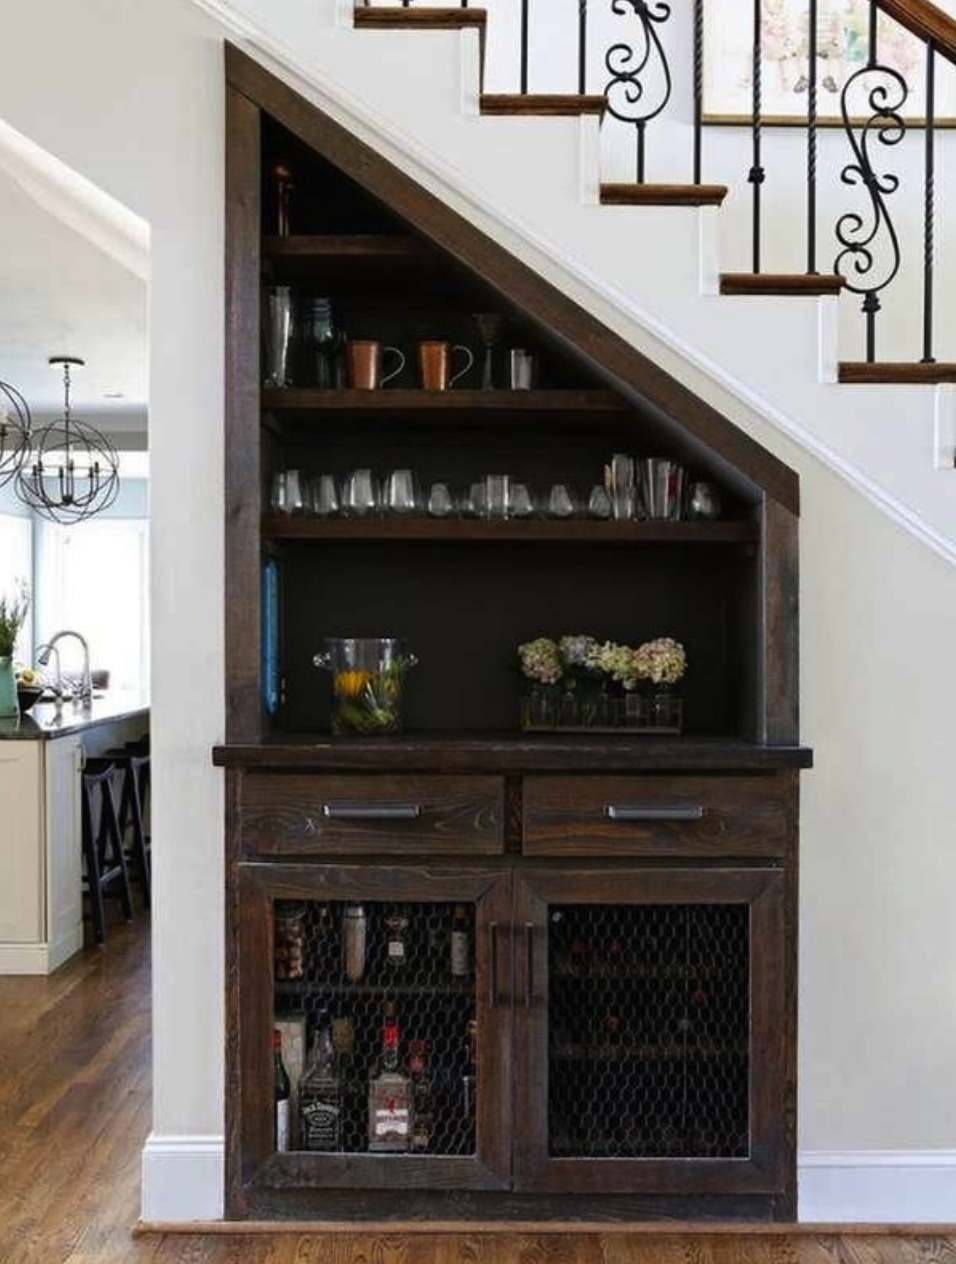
839, 361, 956, 384
480, 93, 605, 116
601, 183, 728, 208
720, 273, 846, 296
353, 6, 487, 29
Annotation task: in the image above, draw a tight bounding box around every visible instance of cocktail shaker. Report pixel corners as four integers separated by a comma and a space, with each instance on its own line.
343, 904, 367, 982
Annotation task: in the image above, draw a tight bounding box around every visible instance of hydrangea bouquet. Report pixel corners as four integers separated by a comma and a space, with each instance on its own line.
517, 633, 687, 733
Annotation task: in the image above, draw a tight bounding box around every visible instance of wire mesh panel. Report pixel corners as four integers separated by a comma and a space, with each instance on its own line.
547, 902, 750, 1159
274, 898, 477, 1156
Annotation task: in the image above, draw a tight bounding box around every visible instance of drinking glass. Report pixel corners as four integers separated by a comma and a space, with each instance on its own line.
463, 482, 486, 518
283, 469, 307, 515
311, 474, 340, 519
608, 453, 635, 521
270, 471, 289, 515
686, 481, 723, 521
510, 349, 536, 390
547, 484, 577, 519
343, 469, 379, 518
485, 474, 510, 520
427, 483, 455, 518
639, 458, 685, 522
264, 286, 295, 388
299, 296, 338, 389
473, 313, 505, 390
587, 485, 612, 519
384, 469, 421, 516
509, 483, 535, 519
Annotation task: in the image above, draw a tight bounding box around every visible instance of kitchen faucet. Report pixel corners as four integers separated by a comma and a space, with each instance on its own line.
38, 631, 93, 703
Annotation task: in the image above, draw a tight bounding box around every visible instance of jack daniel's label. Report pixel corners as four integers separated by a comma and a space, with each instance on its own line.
300, 1086, 340, 1150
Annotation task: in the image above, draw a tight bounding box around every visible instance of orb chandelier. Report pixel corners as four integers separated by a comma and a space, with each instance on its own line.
17, 357, 120, 524
0, 378, 32, 490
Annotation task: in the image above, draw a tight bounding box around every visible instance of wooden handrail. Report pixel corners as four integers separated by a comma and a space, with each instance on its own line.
878, 0, 956, 66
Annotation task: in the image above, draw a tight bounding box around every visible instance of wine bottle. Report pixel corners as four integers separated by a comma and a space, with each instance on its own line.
408, 1040, 434, 1153
450, 905, 470, 977
385, 907, 409, 969
273, 1028, 291, 1153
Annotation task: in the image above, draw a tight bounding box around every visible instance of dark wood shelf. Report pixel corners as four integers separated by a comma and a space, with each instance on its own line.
275, 978, 473, 999
262, 234, 433, 261
262, 517, 759, 545
213, 733, 814, 773
261, 388, 627, 415
552, 1042, 748, 1063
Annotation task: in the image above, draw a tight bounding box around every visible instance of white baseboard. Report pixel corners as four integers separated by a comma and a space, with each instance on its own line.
799, 1150, 956, 1223
0, 942, 54, 975
141, 1134, 224, 1221
139, 1137, 956, 1225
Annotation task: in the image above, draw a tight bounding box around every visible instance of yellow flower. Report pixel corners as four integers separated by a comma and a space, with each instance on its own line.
334, 670, 373, 700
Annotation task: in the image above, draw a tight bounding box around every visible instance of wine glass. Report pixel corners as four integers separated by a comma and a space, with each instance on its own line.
384, 469, 421, 517
343, 469, 379, 518
473, 313, 505, 391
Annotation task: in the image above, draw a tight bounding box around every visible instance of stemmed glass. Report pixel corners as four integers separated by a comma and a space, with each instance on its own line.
473, 313, 505, 391
342, 469, 379, 518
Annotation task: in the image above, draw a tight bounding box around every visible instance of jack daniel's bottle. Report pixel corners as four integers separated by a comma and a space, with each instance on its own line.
300, 1009, 341, 1151
368, 1001, 411, 1152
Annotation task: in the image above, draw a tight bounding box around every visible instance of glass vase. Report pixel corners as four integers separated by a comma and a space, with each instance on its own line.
521, 685, 559, 731
313, 637, 418, 736
0, 657, 19, 719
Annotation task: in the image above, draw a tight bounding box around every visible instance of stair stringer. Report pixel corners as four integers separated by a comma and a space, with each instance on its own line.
192, 0, 956, 565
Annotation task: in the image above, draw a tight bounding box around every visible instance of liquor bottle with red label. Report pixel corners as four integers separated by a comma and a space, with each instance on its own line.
368, 1000, 411, 1152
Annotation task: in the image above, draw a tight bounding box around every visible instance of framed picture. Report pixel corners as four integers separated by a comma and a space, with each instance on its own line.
703, 0, 956, 127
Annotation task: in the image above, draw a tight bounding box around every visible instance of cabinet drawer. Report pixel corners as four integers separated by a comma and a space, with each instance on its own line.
523, 775, 790, 858
240, 773, 505, 855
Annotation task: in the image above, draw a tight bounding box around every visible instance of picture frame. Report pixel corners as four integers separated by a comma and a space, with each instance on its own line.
702, 0, 956, 128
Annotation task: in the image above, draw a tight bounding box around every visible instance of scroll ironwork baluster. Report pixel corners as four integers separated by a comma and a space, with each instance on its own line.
604, 0, 673, 187
806, 0, 818, 274
521, 0, 530, 94
693, 0, 703, 184
579, 1, 588, 94
749, 0, 765, 274
922, 41, 936, 365
833, 0, 907, 364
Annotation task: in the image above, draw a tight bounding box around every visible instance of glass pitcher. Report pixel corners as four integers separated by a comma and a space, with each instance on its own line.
313, 637, 418, 736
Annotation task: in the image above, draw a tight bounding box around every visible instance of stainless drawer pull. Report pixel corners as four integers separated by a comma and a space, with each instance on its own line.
604, 804, 705, 823
322, 803, 422, 821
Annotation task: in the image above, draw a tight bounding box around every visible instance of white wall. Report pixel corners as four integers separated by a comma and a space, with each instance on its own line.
1, 0, 954, 1223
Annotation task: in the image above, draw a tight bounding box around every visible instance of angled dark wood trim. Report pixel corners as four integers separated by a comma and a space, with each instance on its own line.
224, 84, 263, 746
878, 0, 956, 66
720, 274, 845, 297
480, 93, 605, 116
353, 6, 488, 30
601, 183, 729, 207
839, 361, 956, 384
225, 45, 799, 513
760, 499, 799, 746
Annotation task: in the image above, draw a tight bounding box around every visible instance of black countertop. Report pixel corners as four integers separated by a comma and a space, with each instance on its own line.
0, 692, 150, 741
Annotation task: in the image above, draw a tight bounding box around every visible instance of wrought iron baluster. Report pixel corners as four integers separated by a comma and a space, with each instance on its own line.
749, 0, 765, 274
579, 1, 588, 94
834, 0, 908, 364
806, 0, 818, 274
693, 0, 703, 184
922, 41, 937, 364
604, 0, 673, 187
520, 0, 530, 94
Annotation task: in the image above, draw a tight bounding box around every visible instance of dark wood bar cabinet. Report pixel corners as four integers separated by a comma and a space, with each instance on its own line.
215, 45, 812, 1224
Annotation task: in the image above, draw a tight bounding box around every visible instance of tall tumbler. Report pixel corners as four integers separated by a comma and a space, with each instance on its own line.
639, 458, 685, 522
264, 286, 295, 388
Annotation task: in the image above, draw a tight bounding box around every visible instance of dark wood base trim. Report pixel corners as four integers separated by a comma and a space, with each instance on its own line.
720, 274, 846, 296
601, 183, 729, 207
838, 361, 956, 384
480, 94, 605, 116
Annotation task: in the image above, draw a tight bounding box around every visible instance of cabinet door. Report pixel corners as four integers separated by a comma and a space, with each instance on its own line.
232, 862, 513, 1207
512, 868, 788, 1196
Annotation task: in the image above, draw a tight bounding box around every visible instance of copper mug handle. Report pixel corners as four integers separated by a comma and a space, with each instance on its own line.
449, 344, 475, 388
380, 346, 406, 388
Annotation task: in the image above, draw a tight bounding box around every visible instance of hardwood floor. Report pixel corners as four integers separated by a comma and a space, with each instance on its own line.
0, 914, 953, 1262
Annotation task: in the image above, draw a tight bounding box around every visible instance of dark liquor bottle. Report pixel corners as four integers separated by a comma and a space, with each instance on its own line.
461, 1018, 478, 1123
300, 1009, 342, 1151
385, 907, 409, 970
408, 1040, 434, 1153
273, 1028, 291, 1153
368, 1001, 411, 1152
450, 905, 470, 978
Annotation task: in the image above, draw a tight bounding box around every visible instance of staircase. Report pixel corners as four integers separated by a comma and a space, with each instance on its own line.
194, 0, 956, 559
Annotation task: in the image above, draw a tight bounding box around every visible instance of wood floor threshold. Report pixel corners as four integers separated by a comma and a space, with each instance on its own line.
839, 361, 956, 384
720, 273, 846, 296
480, 93, 605, 116
601, 183, 729, 207
135, 1220, 956, 1236
353, 7, 488, 29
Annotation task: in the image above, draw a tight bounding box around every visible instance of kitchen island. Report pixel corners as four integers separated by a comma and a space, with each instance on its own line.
0, 692, 149, 974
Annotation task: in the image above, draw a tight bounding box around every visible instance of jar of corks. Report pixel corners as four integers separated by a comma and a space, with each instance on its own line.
275, 903, 307, 980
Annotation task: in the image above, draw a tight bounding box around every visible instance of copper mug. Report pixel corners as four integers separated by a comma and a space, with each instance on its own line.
346, 340, 406, 390
417, 340, 475, 391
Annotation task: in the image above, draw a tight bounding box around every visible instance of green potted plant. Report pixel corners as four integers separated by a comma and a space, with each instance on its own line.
0, 583, 30, 718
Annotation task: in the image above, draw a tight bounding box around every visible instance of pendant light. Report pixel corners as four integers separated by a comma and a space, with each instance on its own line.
0, 378, 31, 490
17, 357, 120, 524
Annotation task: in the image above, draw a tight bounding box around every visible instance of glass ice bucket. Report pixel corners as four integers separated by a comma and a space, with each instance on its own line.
313, 637, 418, 736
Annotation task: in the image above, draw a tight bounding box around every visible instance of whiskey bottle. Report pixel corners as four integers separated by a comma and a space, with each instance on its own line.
385, 907, 409, 969
274, 1028, 291, 1153
300, 1009, 342, 1151
368, 1001, 411, 1153
450, 905, 470, 978
408, 1040, 433, 1153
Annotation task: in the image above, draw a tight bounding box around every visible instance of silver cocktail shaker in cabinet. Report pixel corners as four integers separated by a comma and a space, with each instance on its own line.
343, 904, 367, 983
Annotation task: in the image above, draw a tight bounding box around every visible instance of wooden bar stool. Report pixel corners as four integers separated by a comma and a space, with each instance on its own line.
81, 759, 135, 944
105, 747, 151, 908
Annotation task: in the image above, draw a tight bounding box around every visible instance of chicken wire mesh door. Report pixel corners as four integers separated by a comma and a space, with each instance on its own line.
512, 869, 788, 1194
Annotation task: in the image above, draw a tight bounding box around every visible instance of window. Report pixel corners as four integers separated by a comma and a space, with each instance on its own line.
0, 513, 34, 662
35, 519, 149, 692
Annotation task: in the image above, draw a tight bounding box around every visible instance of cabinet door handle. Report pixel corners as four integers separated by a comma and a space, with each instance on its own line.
604, 804, 704, 822
487, 922, 499, 1011
321, 803, 422, 821
524, 923, 535, 1010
